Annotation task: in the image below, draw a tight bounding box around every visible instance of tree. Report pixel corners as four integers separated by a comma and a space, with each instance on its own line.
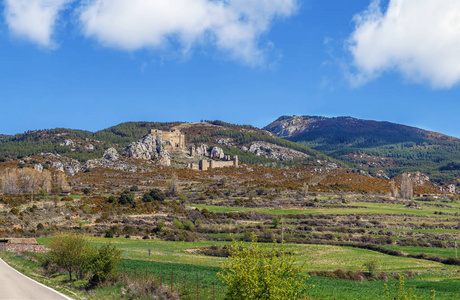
301, 182, 309, 198
218, 234, 312, 300
272, 217, 280, 228
47, 234, 93, 280
54, 172, 70, 193
400, 173, 413, 199
1, 168, 19, 194
167, 173, 179, 196
363, 259, 380, 277
390, 180, 398, 198
46, 234, 122, 286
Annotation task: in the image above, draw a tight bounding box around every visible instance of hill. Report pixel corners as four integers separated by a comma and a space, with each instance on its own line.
264, 115, 460, 182
0, 121, 336, 168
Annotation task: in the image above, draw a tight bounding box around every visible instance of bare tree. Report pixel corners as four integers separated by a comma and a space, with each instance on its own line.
41, 170, 52, 193
54, 172, 70, 194
390, 180, 398, 198
1, 169, 19, 194
400, 173, 413, 199
301, 182, 309, 198
1, 168, 57, 195
167, 173, 179, 196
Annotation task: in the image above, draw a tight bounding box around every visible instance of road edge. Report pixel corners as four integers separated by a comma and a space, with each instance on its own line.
0, 258, 74, 300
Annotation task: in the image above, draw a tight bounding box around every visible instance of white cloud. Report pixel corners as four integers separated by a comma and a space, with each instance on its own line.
4, 0, 72, 48
348, 0, 460, 88
78, 0, 297, 65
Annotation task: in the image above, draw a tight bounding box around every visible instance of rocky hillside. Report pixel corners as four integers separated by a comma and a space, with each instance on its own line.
265, 115, 460, 182
0, 121, 340, 177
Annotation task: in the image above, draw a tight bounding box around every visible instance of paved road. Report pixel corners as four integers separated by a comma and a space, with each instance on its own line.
0, 258, 72, 300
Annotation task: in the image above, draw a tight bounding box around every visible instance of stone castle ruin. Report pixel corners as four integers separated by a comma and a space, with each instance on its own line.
0, 238, 46, 253
126, 128, 237, 170
188, 144, 238, 171
150, 129, 185, 152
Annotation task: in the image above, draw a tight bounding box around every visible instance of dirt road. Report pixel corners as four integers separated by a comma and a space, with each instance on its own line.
0, 258, 72, 300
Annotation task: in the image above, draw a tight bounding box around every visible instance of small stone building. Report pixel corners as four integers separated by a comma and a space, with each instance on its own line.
0, 238, 46, 253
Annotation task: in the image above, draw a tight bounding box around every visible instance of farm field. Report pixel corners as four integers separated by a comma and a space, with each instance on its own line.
3, 176, 460, 299
34, 237, 460, 299
188, 201, 460, 217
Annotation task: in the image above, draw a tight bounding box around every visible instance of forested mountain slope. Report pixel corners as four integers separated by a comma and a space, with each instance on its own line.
265, 115, 460, 182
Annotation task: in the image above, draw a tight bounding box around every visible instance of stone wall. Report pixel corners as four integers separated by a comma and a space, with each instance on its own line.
0, 238, 46, 253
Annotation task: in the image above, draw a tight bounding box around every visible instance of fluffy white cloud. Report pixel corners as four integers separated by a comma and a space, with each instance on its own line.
78, 0, 297, 65
4, 0, 72, 48
348, 0, 460, 88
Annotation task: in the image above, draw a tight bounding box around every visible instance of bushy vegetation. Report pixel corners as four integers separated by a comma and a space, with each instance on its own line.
45, 234, 122, 286
218, 234, 312, 300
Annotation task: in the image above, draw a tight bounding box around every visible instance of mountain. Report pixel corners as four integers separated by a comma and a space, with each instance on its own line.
264, 115, 460, 182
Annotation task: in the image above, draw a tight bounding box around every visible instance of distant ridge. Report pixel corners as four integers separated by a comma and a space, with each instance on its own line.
264, 115, 460, 182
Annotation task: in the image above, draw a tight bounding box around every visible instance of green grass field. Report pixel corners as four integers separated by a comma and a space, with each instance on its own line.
34, 236, 460, 299
188, 203, 459, 218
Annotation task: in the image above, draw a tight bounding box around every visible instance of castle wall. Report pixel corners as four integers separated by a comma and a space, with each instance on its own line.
211, 161, 234, 168
190, 155, 238, 171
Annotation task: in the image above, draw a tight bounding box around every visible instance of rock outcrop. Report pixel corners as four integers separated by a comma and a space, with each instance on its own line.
33, 163, 43, 172
210, 146, 225, 159
52, 160, 82, 176
247, 142, 310, 161
124, 134, 171, 166
194, 144, 209, 156
102, 148, 119, 161
406, 171, 430, 186
60, 139, 76, 147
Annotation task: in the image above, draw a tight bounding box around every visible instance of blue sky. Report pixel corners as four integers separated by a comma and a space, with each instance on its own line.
1, 0, 460, 137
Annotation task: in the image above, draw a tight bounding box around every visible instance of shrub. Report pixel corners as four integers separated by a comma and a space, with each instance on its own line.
107, 195, 116, 203
143, 189, 166, 202
173, 219, 183, 229
155, 220, 165, 232
88, 243, 122, 287
130, 185, 139, 192
218, 234, 313, 300
119, 190, 134, 205
384, 275, 435, 300
183, 219, 195, 231
363, 259, 380, 277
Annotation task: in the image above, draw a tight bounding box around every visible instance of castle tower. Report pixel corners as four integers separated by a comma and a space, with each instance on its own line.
199, 160, 208, 171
